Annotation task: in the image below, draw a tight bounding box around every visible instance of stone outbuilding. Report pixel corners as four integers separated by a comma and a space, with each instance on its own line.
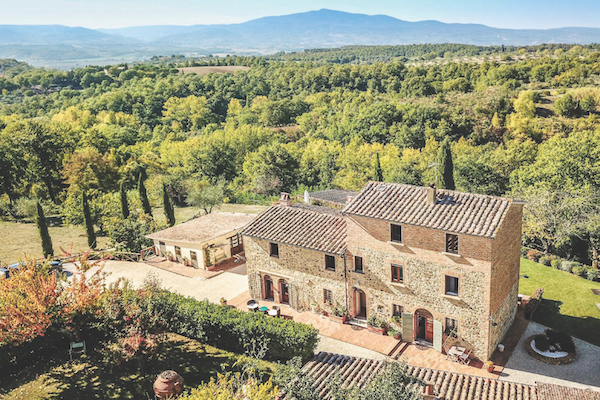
242, 183, 525, 361
146, 212, 256, 269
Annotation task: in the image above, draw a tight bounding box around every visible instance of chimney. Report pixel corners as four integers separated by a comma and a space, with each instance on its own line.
426, 182, 437, 205
278, 192, 292, 207
423, 384, 436, 399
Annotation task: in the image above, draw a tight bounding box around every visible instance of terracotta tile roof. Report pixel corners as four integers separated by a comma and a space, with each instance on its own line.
146, 212, 256, 243
343, 182, 515, 238
240, 204, 347, 255
537, 383, 600, 400
310, 189, 358, 205
282, 352, 539, 400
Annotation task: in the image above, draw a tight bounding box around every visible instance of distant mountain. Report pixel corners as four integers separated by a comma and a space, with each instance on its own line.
3, 9, 600, 68
106, 9, 600, 49
0, 25, 139, 45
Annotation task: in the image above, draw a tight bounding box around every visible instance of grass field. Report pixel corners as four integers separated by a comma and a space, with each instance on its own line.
1, 205, 267, 264
178, 66, 250, 76
519, 258, 600, 346
0, 333, 276, 400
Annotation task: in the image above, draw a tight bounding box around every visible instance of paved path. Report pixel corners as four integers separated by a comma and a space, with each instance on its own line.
500, 321, 600, 391
316, 335, 387, 360
67, 260, 249, 304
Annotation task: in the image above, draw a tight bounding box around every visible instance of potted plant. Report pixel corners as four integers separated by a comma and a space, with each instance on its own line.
367, 315, 388, 335
328, 304, 348, 324
166, 252, 174, 262
220, 297, 227, 306
388, 328, 402, 340
183, 257, 190, 267
484, 360, 494, 373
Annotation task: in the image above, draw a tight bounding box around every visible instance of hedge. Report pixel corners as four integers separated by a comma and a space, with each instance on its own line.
153, 291, 319, 361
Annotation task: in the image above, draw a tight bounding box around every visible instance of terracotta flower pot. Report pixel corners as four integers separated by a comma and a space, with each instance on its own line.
153, 370, 184, 399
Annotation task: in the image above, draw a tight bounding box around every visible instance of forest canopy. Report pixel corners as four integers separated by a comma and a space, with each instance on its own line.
2, 43, 600, 261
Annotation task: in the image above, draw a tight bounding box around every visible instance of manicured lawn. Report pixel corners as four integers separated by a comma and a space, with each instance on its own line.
1, 205, 266, 264
519, 258, 600, 346
0, 333, 276, 399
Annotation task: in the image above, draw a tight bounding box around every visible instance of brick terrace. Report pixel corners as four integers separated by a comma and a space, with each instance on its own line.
230, 290, 502, 379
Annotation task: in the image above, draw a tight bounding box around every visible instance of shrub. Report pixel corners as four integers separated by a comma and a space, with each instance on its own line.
532, 287, 544, 300
550, 259, 562, 269
586, 269, 599, 281
560, 261, 578, 273
520, 247, 528, 257
539, 256, 552, 266
367, 315, 387, 329
545, 329, 575, 353
153, 291, 318, 362
526, 249, 541, 262
535, 335, 550, 352
572, 265, 586, 277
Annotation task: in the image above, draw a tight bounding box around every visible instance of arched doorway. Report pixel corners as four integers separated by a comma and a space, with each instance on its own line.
353, 288, 367, 319
279, 279, 289, 304
414, 309, 434, 343
263, 275, 274, 300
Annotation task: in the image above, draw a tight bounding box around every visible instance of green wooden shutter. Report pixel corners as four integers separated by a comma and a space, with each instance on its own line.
402, 312, 414, 342
433, 319, 443, 352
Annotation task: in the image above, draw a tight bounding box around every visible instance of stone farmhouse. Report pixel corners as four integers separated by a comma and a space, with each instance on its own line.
241, 182, 525, 360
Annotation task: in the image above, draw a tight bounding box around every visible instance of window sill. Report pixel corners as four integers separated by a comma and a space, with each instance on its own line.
442, 293, 460, 300
390, 281, 406, 288
352, 270, 365, 275
387, 241, 405, 247
270, 255, 279, 258
442, 252, 460, 257
325, 268, 336, 272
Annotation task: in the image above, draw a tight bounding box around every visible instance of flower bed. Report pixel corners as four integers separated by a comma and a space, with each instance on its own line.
524, 334, 575, 365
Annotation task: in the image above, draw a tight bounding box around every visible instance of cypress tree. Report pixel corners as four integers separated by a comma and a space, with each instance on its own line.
82, 191, 96, 249
36, 199, 53, 257
138, 174, 152, 217
163, 182, 175, 227
438, 139, 455, 190
120, 181, 129, 220
373, 153, 383, 182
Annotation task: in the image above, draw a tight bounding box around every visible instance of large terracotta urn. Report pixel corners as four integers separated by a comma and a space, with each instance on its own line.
153, 370, 184, 399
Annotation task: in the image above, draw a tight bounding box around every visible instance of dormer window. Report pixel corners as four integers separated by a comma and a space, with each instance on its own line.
446, 233, 459, 254
391, 224, 402, 243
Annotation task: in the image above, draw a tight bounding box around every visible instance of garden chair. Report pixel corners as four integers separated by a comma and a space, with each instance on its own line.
69, 341, 86, 361
458, 349, 471, 365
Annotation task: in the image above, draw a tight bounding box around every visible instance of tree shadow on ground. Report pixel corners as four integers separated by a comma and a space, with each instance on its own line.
534, 299, 600, 347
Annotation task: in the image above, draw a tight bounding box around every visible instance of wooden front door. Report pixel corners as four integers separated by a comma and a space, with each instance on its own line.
190, 251, 198, 268
264, 276, 274, 300
280, 280, 289, 304
415, 310, 434, 343
229, 233, 243, 255
355, 289, 367, 318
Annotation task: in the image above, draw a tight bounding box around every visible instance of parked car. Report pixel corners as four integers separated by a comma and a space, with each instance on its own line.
0, 260, 62, 279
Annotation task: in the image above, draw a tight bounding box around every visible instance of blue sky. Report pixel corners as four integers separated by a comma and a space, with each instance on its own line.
2, 0, 600, 29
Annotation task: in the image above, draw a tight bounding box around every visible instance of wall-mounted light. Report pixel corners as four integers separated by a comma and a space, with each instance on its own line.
488, 315, 498, 326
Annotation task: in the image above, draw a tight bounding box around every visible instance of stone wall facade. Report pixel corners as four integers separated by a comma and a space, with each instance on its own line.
245, 237, 347, 314
244, 202, 523, 361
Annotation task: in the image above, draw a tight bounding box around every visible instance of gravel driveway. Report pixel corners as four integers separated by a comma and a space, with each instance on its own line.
500, 321, 600, 391
66, 260, 249, 304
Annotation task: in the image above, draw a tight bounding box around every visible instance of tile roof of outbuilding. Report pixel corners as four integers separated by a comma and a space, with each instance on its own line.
309, 189, 359, 205
240, 204, 347, 255
537, 383, 600, 400
146, 212, 256, 243
281, 352, 539, 400
343, 181, 517, 238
